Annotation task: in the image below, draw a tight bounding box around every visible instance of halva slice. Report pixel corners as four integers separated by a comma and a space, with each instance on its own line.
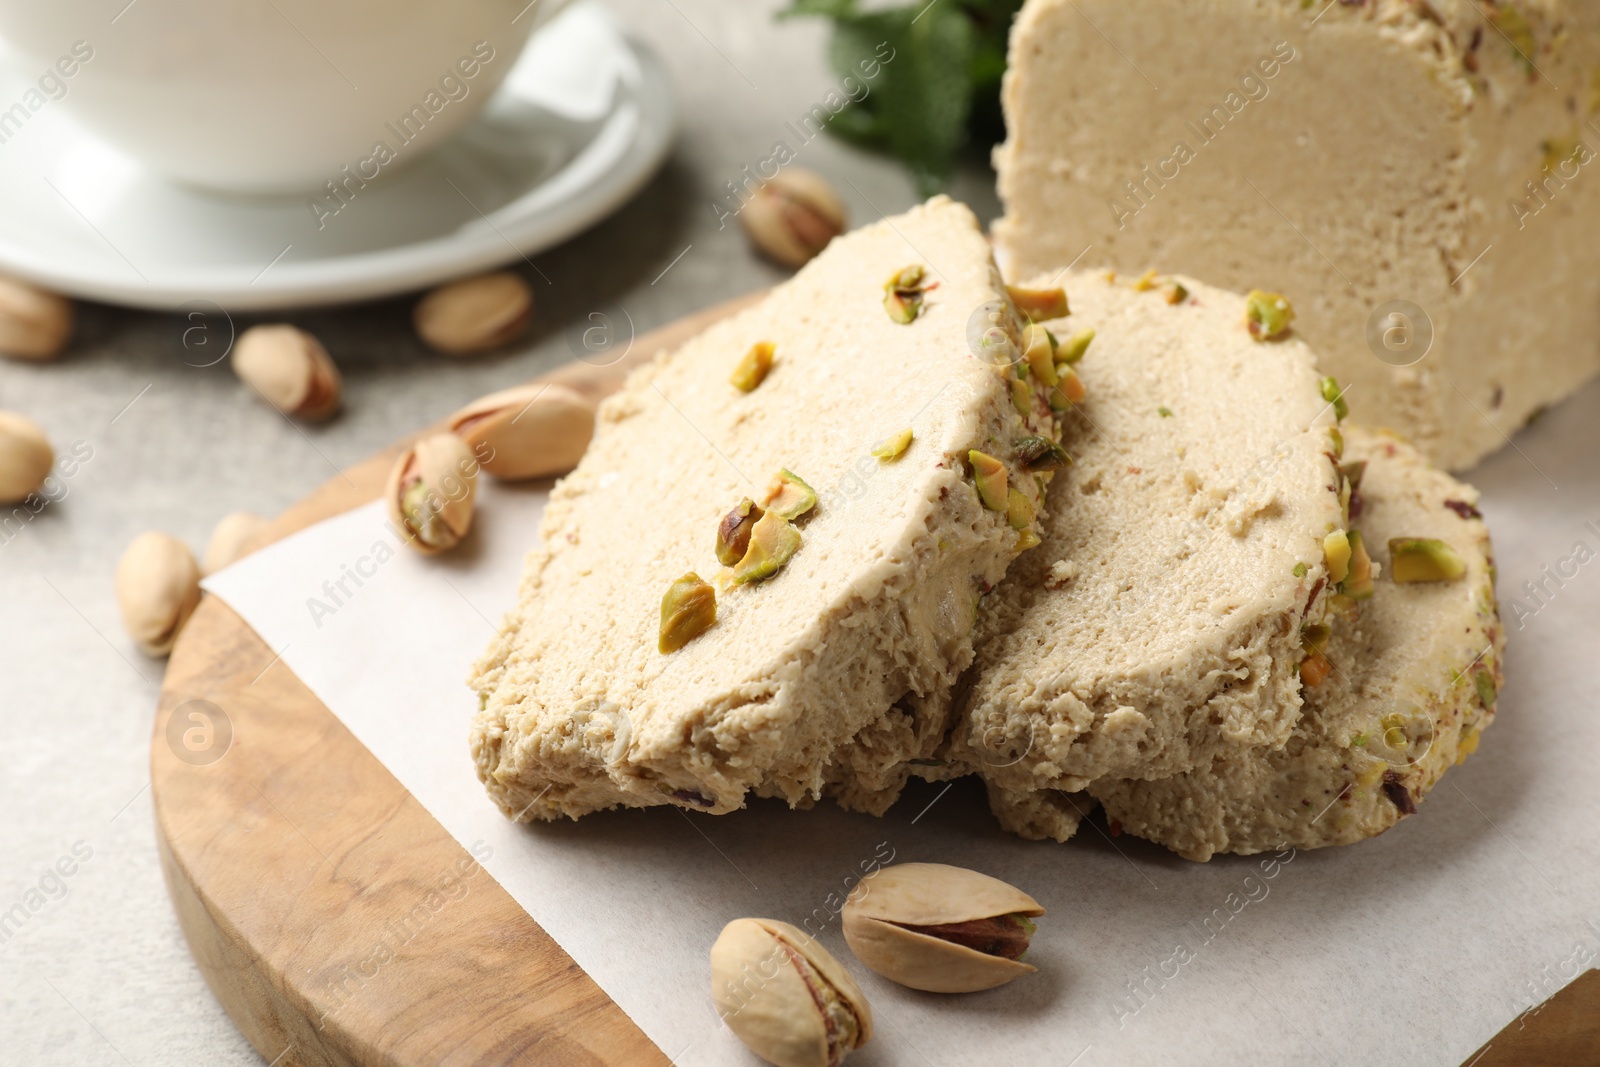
470, 197, 1059, 821
993, 0, 1600, 469
928, 270, 1346, 839
1093, 427, 1502, 860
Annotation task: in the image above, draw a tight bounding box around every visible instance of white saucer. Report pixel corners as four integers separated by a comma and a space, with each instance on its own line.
0, 4, 675, 312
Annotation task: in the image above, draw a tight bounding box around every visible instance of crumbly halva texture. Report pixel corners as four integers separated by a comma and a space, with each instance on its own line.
470, 197, 1057, 821
993, 0, 1600, 469
1092, 427, 1502, 860
908, 270, 1344, 835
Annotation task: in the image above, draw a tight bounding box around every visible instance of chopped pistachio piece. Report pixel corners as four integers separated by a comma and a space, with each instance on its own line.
1293, 561, 1308, 578
1055, 328, 1094, 365
969, 450, 1008, 511
1300, 651, 1333, 687
1324, 530, 1352, 585
1301, 622, 1331, 655
1005, 284, 1068, 321
1245, 289, 1294, 340
1015, 435, 1071, 471
762, 469, 817, 520
1022, 323, 1058, 386
1006, 487, 1035, 530
659, 572, 716, 653
1344, 529, 1375, 600
872, 428, 913, 462
1474, 669, 1497, 711
1388, 537, 1467, 582
1015, 528, 1042, 552
1157, 406, 1173, 418
1340, 459, 1367, 492
1327, 592, 1360, 625
1055, 367, 1087, 406
883, 264, 928, 324
1320, 376, 1349, 421
730, 341, 774, 392
1329, 426, 1344, 459
1132, 269, 1158, 292
1010, 377, 1033, 418
1164, 282, 1188, 305
732, 511, 802, 583
715, 498, 763, 566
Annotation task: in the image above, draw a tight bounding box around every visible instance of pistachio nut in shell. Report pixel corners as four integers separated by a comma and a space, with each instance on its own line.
386, 433, 478, 555
0, 411, 53, 504
414, 272, 533, 356
0, 274, 72, 361
711, 918, 872, 1067
115, 532, 202, 657
202, 511, 269, 575
448, 382, 596, 480
841, 862, 1044, 993
739, 168, 847, 268
231, 324, 342, 421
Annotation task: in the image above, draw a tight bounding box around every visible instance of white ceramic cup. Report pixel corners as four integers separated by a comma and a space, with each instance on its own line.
0, 0, 574, 193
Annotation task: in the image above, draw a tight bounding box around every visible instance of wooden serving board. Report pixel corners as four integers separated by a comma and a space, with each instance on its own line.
153, 291, 1593, 1067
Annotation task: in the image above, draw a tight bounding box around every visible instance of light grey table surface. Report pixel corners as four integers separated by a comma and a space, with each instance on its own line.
0, 3, 999, 1063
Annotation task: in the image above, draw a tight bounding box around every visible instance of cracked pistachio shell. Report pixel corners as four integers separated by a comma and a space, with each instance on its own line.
232, 325, 342, 421
385, 433, 478, 555
0, 275, 72, 361
738, 168, 847, 268
711, 918, 872, 1067
202, 511, 269, 575
115, 532, 202, 657
841, 862, 1044, 994
448, 382, 596, 480
414, 272, 533, 356
0, 411, 53, 504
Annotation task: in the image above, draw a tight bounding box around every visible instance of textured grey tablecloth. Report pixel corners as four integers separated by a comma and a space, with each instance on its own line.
0, 3, 998, 1062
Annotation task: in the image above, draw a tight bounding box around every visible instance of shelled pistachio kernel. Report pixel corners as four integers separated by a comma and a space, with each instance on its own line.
716, 498, 763, 566
1320, 376, 1349, 421
1016, 435, 1070, 472
1388, 538, 1467, 583
841, 862, 1044, 994
1164, 281, 1189, 305
1301, 622, 1331, 655
883, 264, 928, 324
414, 271, 533, 355
1016, 528, 1042, 551
386, 433, 478, 555
969, 450, 1008, 511
1300, 651, 1333, 687
762, 469, 816, 520
1132, 269, 1158, 292
738, 167, 847, 268
1245, 289, 1295, 340
1324, 530, 1352, 585
731, 341, 775, 392
1021, 323, 1057, 387
1293, 561, 1309, 578
659, 572, 717, 653
1005, 284, 1068, 322
1006, 488, 1035, 531
711, 918, 872, 1067
872, 428, 913, 462
1329, 425, 1345, 459
1344, 530, 1375, 599
732, 510, 802, 583
1010, 378, 1033, 418
1055, 328, 1094, 365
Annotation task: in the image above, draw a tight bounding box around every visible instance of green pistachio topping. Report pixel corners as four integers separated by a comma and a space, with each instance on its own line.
762, 469, 817, 520
730, 341, 774, 392
1056, 328, 1095, 365
1015, 435, 1071, 472
732, 511, 802, 583
1388, 538, 1467, 583
1320, 376, 1349, 421
659, 573, 716, 653
1245, 289, 1294, 341
872, 428, 913, 462
883, 264, 928, 324
969, 450, 1008, 511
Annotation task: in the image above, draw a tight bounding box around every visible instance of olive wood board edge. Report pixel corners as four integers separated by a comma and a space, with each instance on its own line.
149, 287, 1595, 1067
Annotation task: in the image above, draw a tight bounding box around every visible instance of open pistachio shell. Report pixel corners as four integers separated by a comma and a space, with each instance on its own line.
711, 918, 872, 1067
115, 531, 202, 657
385, 433, 478, 555
448, 382, 596, 481
842, 862, 1044, 994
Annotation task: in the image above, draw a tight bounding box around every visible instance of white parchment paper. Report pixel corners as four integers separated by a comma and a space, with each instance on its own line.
203, 386, 1600, 1067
